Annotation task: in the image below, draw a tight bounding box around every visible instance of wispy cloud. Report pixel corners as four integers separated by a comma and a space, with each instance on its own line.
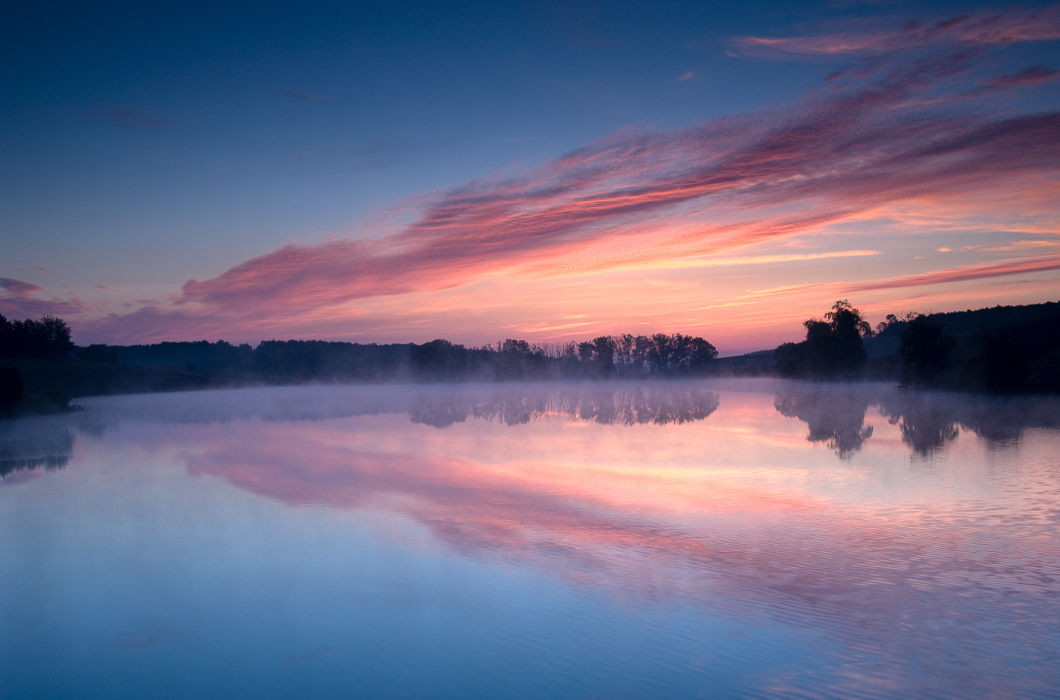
732, 7, 1060, 58
620, 249, 879, 272
846, 255, 1060, 292
986, 66, 1060, 88
0, 277, 87, 318
515, 320, 598, 334
170, 90, 1060, 313
960, 239, 1060, 253
77, 7, 1060, 344
0, 278, 44, 296
735, 254, 1060, 299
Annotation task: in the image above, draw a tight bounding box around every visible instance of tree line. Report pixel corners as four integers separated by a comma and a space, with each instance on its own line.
84, 332, 718, 381
0, 315, 77, 412
3, 320, 719, 383
0, 314, 74, 360
774, 300, 1060, 393
3, 298, 1058, 414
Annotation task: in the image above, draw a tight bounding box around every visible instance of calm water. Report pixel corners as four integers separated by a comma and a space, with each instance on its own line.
2, 380, 1059, 698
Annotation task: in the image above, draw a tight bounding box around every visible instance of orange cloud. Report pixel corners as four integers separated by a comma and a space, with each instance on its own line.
846, 255, 1060, 292
73, 9, 1060, 346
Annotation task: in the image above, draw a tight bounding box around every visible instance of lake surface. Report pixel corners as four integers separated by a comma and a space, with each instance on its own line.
2, 379, 1059, 698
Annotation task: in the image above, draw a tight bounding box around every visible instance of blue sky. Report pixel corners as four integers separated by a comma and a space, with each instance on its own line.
2, 1, 1058, 351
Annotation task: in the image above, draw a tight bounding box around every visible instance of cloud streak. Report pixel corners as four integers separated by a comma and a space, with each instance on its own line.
986, 66, 1060, 88
846, 255, 1060, 292
0, 277, 92, 318
0, 278, 43, 296
733, 7, 1060, 57
179, 111, 1059, 308
0, 277, 88, 318
0, 298, 89, 318
77, 7, 1060, 344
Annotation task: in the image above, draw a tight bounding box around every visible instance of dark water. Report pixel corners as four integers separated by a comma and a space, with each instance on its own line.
2, 380, 1059, 698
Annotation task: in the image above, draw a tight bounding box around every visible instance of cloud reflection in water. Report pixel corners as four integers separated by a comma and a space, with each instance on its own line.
4, 381, 1059, 695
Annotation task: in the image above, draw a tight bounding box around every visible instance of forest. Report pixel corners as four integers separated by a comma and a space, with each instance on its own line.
774, 300, 1060, 393
68, 332, 719, 381
1, 299, 1058, 415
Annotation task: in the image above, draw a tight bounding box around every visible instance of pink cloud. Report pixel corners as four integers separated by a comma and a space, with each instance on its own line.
166, 109, 1059, 313
734, 7, 1060, 57
0, 278, 44, 296
846, 255, 1060, 292
120, 402, 1050, 697
986, 66, 1060, 88
0, 296, 89, 319
0, 277, 88, 319
74, 8, 1060, 344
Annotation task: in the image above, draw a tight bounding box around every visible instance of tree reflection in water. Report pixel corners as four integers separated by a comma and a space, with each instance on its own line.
877, 392, 960, 457
774, 384, 874, 458
0, 419, 72, 480
775, 381, 1060, 458
409, 384, 720, 428
3, 382, 1059, 476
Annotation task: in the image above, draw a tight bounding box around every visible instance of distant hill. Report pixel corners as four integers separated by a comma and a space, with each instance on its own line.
718, 300, 1060, 392
866, 301, 1060, 357
714, 349, 775, 375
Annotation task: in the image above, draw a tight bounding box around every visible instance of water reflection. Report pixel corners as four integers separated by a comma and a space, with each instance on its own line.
3, 381, 1060, 697
0, 383, 723, 479
877, 392, 960, 456
3, 381, 1060, 481
775, 381, 1060, 458
0, 417, 72, 482
410, 384, 720, 427
774, 384, 873, 457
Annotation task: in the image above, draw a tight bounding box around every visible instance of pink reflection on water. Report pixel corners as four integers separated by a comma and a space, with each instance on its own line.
24, 382, 1060, 695
166, 390, 1060, 618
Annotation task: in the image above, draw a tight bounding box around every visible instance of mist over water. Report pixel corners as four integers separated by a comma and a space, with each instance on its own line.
2, 380, 1059, 698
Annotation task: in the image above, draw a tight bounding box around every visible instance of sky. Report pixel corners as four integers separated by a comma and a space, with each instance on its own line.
2, 0, 1059, 355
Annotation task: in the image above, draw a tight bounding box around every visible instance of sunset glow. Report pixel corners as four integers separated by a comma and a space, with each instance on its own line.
3, 3, 1059, 352
4, 7, 1060, 694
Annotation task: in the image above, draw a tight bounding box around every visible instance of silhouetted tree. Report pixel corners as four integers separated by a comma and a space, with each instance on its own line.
802, 320, 835, 377
0, 314, 74, 359
0, 366, 23, 412
899, 315, 954, 384
614, 333, 638, 374
774, 301, 870, 379
874, 311, 917, 336
578, 336, 616, 378
825, 300, 870, 373
497, 338, 545, 379
410, 339, 468, 379
972, 332, 1031, 393
635, 333, 717, 376
774, 342, 803, 377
